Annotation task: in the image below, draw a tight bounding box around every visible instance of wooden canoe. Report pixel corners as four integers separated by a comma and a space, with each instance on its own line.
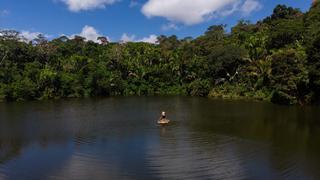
157, 119, 170, 125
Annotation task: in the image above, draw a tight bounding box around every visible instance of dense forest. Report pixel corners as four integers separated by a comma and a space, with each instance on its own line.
1, 2, 320, 105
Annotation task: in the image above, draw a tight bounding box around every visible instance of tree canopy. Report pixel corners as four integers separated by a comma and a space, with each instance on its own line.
1, 2, 320, 105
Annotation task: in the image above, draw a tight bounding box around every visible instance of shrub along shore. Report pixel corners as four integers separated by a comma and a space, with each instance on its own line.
1, 3, 320, 105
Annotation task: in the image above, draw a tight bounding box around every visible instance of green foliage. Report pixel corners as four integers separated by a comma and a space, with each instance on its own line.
187, 79, 211, 97
267, 18, 304, 49
306, 33, 320, 103
11, 78, 38, 101
207, 45, 247, 79
271, 90, 296, 105
0, 3, 320, 105
243, 28, 268, 61
269, 46, 309, 104
263, 4, 303, 23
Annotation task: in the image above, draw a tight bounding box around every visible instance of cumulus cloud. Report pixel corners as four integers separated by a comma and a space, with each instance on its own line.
20, 31, 51, 42
120, 33, 158, 44
138, 34, 158, 44
219, 1, 241, 16
120, 33, 136, 42
68, 25, 110, 43
240, 0, 262, 16
78, 25, 103, 42
142, 0, 262, 25
21, 31, 42, 41
61, 0, 118, 12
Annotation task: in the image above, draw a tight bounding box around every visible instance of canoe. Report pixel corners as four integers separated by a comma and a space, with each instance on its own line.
157, 119, 170, 125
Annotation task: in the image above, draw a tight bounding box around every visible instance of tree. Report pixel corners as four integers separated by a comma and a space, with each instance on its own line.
0, 30, 20, 41
307, 33, 320, 102
267, 18, 304, 49
207, 45, 247, 80
34, 34, 48, 45
263, 4, 303, 23
205, 25, 226, 41
97, 36, 109, 45
1, 3, 320, 105
270, 47, 308, 104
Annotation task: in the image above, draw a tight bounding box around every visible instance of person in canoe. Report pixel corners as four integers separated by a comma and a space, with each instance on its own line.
158, 111, 170, 125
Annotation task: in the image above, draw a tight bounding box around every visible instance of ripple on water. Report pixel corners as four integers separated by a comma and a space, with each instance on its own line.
145, 130, 271, 180
51, 151, 127, 180
277, 155, 308, 180
74, 135, 98, 146
1, 97, 319, 179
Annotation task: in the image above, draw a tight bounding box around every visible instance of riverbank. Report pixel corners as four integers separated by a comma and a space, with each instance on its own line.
0, 86, 313, 106
208, 84, 315, 105
1, 3, 320, 105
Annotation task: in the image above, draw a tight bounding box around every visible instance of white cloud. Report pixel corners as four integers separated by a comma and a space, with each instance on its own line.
161, 23, 179, 31
120, 33, 158, 44
0, 29, 50, 42
79, 25, 102, 42
120, 33, 136, 42
61, 0, 118, 12
20, 31, 51, 42
240, 0, 262, 16
219, 1, 241, 16
68, 25, 110, 43
21, 31, 41, 41
138, 34, 158, 44
141, 0, 262, 25
2, 26, 108, 44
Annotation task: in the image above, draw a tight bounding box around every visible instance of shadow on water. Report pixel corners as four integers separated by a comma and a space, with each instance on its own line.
0, 97, 320, 179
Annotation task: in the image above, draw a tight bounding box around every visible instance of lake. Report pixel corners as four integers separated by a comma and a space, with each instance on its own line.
0, 97, 320, 179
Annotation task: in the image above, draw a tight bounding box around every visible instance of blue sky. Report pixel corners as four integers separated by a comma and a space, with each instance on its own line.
0, 0, 313, 42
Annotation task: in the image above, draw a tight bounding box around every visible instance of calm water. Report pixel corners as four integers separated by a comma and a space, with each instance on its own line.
0, 97, 320, 180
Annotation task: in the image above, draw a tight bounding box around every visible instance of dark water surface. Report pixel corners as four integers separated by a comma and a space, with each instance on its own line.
1, 97, 320, 180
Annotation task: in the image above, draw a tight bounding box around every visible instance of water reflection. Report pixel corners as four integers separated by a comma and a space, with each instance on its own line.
0, 97, 319, 179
